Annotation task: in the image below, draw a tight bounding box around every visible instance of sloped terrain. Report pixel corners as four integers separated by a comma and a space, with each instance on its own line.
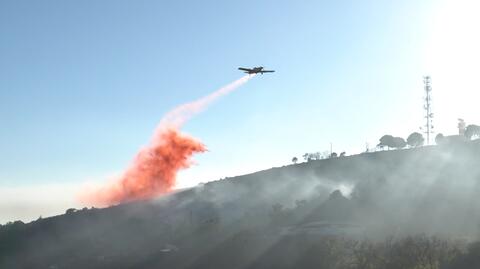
1, 140, 480, 268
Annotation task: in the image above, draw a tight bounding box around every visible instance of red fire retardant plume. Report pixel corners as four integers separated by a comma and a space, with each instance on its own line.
79, 127, 206, 206
79, 75, 254, 206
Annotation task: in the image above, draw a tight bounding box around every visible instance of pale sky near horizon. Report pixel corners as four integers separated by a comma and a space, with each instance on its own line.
1, 0, 479, 223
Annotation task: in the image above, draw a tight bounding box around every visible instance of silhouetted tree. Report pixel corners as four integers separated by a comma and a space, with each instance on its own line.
66, 208, 77, 214
330, 152, 338, 158
379, 135, 406, 149
407, 132, 425, 147
435, 133, 445, 145
465, 124, 480, 140
392, 137, 407, 149
292, 157, 298, 164
302, 152, 328, 161
3, 221, 25, 232
378, 135, 395, 149
340, 152, 346, 157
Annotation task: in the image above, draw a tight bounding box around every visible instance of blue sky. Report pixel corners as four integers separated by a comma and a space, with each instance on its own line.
1, 0, 479, 222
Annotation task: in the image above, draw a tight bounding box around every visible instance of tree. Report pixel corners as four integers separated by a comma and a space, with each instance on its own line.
435, 133, 445, 145
378, 135, 395, 149
407, 132, 425, 147
379, 135, 406, 149
392, 137, 407, 149
340, 151, 346, 157
330, 152, 338, 158
465, 124, 480, 140
66, 208, 77, 214
302, 152, 329, 161
292, 157, 298, 164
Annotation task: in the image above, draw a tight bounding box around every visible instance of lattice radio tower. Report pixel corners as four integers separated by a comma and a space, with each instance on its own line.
423, 76, 434, 144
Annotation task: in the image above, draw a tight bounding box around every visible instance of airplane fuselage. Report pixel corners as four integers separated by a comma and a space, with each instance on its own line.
238, 66, 275, 74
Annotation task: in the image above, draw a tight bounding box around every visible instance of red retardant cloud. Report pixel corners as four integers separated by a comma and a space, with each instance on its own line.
79, 127, 206, 206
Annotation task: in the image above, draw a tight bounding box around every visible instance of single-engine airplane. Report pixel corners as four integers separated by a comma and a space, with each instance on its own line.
238, 66, 275, 74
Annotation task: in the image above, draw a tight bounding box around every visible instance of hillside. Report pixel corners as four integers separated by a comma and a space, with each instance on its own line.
1, 140, 480, 269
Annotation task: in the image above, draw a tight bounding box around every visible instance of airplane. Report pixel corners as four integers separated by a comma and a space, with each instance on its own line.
238, 66, 275, 74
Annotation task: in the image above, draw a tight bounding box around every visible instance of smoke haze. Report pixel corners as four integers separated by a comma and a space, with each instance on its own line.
4, 140, 480, 269
79, 75, 255, 206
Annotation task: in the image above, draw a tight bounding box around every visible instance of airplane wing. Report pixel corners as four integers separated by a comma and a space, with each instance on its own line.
261, 70, 275, 73
238, 67, 252, 71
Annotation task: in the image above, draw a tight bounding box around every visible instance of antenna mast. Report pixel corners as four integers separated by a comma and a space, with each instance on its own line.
423, 76, 434, 144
